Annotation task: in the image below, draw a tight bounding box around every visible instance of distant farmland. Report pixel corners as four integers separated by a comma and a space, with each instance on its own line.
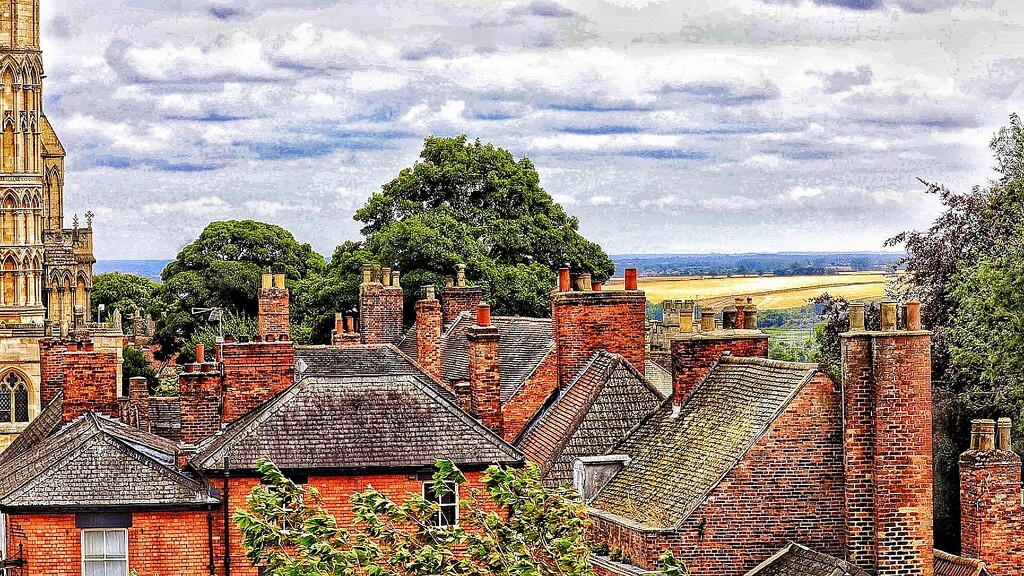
605, 272, 892, 310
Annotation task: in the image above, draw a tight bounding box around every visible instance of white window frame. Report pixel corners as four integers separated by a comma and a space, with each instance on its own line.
81, 528, 128, 576
422, 481, 459, 527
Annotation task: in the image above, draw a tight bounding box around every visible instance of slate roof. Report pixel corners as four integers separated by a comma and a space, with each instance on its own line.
0, 408, 216, 510
0, 392, 63, 468
644, 359, 673, 397
518, 351, 664, 487
935, 549, 988, 576
590, 355, 818, 529
192, 367, 523, 473
743, 543, 869, 576
399, 314, 554, 403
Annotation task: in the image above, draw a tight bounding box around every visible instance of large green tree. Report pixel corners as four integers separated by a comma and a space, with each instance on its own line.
90, 272, 158, 321
354, 135, 615, 318
152, 220, 326, 358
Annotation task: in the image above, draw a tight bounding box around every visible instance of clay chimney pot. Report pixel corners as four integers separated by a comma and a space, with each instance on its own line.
558, 267, 571, 292
592, 281, 602, 291
477, 303, 491, 327
906, 301, 921, 331
977, 419, 996, 451
880, 301, 898, 331
998, 417, 1013, 451
625, 268, 638, 291
195, 344, 205, 365
849, 304, 866, 332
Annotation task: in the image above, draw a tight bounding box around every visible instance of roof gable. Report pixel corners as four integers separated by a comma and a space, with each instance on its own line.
590, 356, 818, 528
40, 114, 66, 157
935, 549, 989, 576
518, 351, 664, 486
0, 413, 214, 510
193, 370, 523, 472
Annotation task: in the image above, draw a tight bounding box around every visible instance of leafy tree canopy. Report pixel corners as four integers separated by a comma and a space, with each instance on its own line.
152, 220, 326, 359
121, 345, 158, 394
354, 135, 614, 317
91, 272, 158, 321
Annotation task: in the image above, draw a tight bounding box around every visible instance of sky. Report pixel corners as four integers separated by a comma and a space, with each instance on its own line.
40, 0, 1023, 260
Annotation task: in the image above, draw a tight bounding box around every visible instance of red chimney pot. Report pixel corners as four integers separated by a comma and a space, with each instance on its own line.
625, 268, 638, 291
195, 344, 205, 365
477, 303, 491, 327
558, 267, 570, 292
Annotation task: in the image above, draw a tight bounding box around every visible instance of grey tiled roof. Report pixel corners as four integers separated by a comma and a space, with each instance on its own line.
399, 314, 554, 403
296, 344, 455, 401
192, 370, 524, 473
744, 543, 869, 576
518, 351, 664, 487
0, 393, 63, 467
644, 360, 673, 397
590, 356, 817, 529
0, 412, 216, 510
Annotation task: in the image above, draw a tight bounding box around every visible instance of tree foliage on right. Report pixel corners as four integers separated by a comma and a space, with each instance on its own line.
884, 113, 1024, 549
355, 135, 615, 318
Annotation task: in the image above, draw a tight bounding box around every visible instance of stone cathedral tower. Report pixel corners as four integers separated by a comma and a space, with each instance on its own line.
0, 0, 109, 450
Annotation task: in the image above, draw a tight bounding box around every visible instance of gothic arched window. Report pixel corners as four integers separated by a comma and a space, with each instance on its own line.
0, 372, 29, 423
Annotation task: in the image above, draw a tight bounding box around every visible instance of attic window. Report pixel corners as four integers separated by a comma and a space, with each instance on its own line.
422, 481, 458, 527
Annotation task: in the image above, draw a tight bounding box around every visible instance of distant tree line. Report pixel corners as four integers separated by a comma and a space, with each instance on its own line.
614, 253, 902, 277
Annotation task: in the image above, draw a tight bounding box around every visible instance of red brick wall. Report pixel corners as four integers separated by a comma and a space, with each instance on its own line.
258, 287, 290, 338
218, 471, 493, 575
551, 290, 645, 391
7, 510, 212, 576
468, 324, 503, 436
841, 331, 933, 576
590, 372, 845, 575
62, 348, 119, 423
360, 283, 404, 345
221, 341, 295, 423
841, 334, 877, 569
872, 333, 933, 576
416, 298, 442, 381
441, 286, 482, 328
39, 338, 67, 406
960, 448, 1024, 575
503, 348, 557, 442
670, 335, 768, 405
179, 368, 224, 444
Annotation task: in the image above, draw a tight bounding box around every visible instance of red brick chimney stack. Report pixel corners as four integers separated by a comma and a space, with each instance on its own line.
467, 302, 503, 436
670, 299, 768, 409
360, 264, 405, 345
126, 376, 150, 431
551, 267, 645, 390
61, 341, 120, 423
959, 418, 1024, 575
840, 300, 932, 576
440, 264, 483, 329
258, 273, 290, 338
416, 285, 443, 381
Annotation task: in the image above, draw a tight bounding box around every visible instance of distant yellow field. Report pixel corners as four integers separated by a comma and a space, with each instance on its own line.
605, 272, 891, 311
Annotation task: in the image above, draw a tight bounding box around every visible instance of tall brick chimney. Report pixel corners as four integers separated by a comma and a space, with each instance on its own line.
61, 341, 120, 423
467, 303, 503, 436
440, 264, 483, 329
258, 273, 290, 338
551, 267, 645, 390
840, 300, 932, 576
960, 418, 1024, 575
359, 264, 405, 345
220, 337, 295, 423
178, 359, 223, 444
416, 285, 442, 381
669, 303, 768, 407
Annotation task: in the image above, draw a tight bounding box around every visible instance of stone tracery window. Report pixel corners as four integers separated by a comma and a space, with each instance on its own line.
0, 371, 29, 423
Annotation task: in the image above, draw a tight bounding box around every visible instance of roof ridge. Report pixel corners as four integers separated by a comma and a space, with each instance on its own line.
717, 355, 817, 371
101, 434, 211, 496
